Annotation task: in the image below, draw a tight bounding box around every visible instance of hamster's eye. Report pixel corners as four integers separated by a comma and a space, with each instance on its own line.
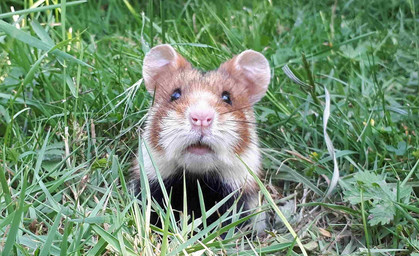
221, 91, 232, 105
170, 88, 181, 101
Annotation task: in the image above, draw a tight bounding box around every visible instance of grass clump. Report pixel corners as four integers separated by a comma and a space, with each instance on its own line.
0, 0, 418, 255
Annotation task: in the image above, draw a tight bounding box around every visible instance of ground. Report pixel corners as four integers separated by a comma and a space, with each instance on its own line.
0, 0, 418, 255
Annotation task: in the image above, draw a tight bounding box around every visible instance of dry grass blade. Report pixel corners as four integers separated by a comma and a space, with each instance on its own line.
282, 65, 310, 87
323, 87, 339, 198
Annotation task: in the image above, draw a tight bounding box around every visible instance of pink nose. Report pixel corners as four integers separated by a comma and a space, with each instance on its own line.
189, 109, 214, 128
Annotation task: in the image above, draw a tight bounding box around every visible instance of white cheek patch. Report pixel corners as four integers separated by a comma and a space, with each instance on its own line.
212, 112, 240, 147
130, 126, 178, 183
210, 112, 261, 188
141, 142, 172, 181
159, 110, 193, 159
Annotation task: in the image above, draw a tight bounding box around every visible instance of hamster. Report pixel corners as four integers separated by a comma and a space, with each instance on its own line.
131, 44, 270, 232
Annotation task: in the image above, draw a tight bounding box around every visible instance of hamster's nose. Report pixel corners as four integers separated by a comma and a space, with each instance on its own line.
189, 109, 214, 128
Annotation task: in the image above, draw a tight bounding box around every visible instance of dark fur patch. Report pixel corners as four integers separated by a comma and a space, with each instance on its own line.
137, 169, 252, 227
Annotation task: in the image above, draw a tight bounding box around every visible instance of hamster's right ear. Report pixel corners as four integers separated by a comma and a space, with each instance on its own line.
219, 50, 271, 105
142, 44, 191, 93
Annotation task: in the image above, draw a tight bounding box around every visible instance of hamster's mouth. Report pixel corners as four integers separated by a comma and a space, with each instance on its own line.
186, 142, 214, 155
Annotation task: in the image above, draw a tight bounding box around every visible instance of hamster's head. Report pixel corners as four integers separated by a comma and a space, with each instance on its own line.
142, 44, 270, 174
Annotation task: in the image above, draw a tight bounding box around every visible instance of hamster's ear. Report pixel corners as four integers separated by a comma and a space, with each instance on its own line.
143, 44, 191, 93
220, 50, 270, 104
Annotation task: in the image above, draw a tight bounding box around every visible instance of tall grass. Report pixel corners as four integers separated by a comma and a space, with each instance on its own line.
0, 0, 418, 255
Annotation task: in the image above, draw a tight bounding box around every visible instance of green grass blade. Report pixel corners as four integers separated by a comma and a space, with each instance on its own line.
2, 170, 28, 256
0, 20, 91, 67
266, 156, 324, 196
401, 159, 419, 187
39, 210, 62, 256
23, 38, 75, 86
0, 1, 87, 19
60, 219, 72, 256
360, 189, 372, 256
236, 242, 290, 256
239, 156, 308, 256
0, 145, 13, 213
91, 224, 136, 256
160, 200, 172, 256
30, 20, 54, 45
394, 204, 419, 232
197, 181, 207, 230
300, 202, 360, 216
166, 208, 234, 256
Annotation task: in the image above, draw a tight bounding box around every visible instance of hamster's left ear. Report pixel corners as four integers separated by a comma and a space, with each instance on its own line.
142, 44, 191, 94
220, 50, 271, 105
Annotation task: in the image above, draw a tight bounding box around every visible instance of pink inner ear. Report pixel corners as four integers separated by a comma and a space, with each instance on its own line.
154, 59, 171, 67
143, 44, 191, 93
220, 50, 271, 105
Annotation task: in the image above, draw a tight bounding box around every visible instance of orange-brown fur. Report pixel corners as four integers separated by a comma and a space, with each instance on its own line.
148, 65, 255, 155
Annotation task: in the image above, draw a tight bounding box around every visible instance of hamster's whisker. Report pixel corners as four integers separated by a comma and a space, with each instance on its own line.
219, 105, 253, 115
224, 121, 267, 130
224, 119, 259, 125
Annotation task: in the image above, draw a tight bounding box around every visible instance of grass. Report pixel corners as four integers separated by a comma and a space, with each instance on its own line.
0, 0, 418, 255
